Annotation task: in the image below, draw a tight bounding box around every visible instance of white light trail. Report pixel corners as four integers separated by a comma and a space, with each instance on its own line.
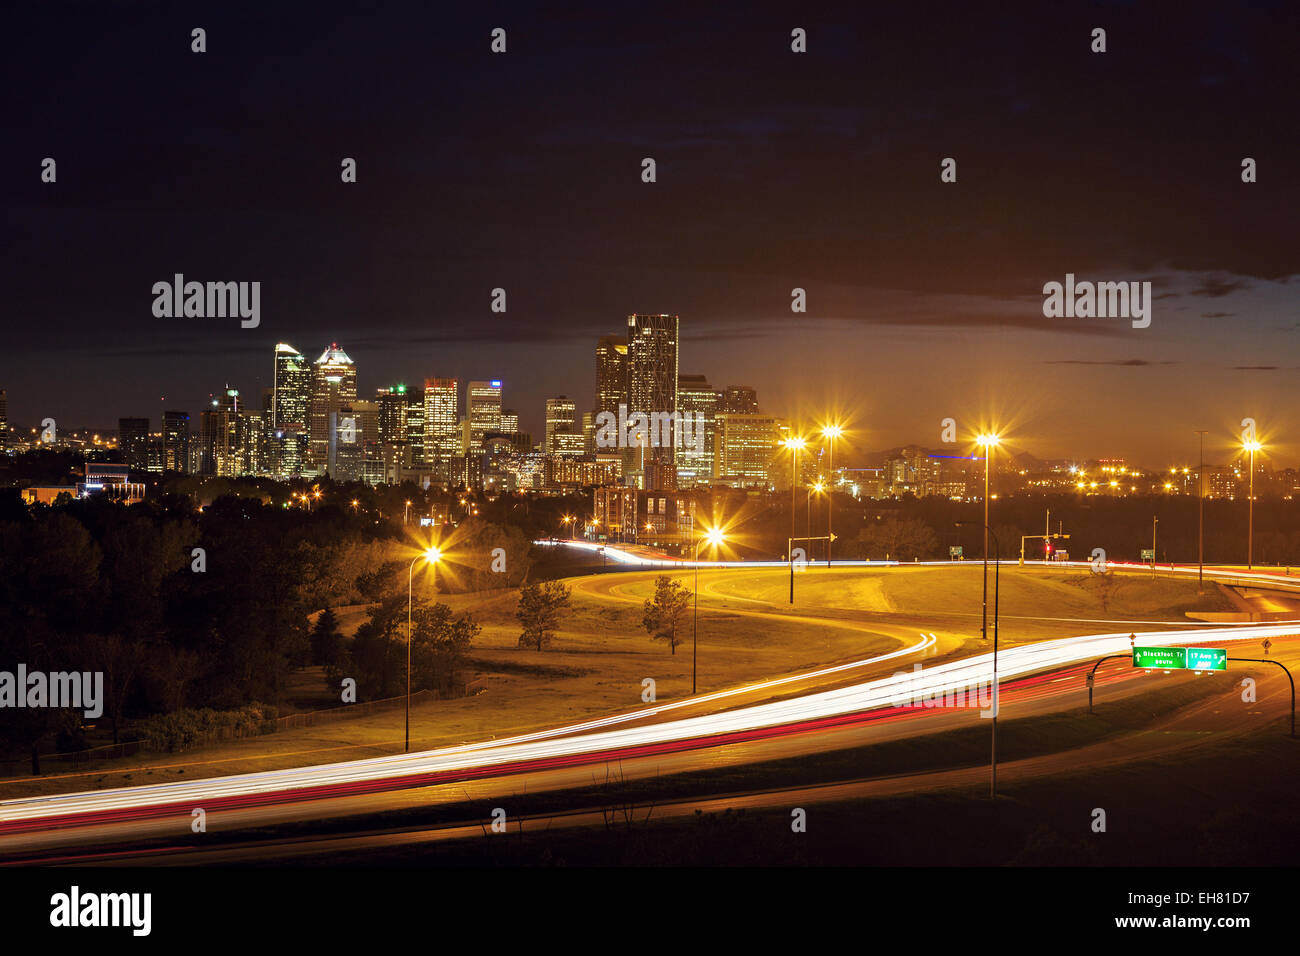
1, 621, 1293, 827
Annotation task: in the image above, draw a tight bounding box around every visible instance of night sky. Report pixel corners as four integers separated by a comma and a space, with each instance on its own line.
4, 1, 1298, 467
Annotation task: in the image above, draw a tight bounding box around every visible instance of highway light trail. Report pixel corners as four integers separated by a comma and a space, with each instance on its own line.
1, 621, 1294, 834
540, 542, 1300, 595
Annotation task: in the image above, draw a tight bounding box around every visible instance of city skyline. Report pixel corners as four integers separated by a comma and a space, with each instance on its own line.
2, 326, 1293, 473
5, 5, 1297, 469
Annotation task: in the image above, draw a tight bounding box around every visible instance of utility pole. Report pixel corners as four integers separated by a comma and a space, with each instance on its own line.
1152, 516, 1159, 579
1195, 430, 1207, 593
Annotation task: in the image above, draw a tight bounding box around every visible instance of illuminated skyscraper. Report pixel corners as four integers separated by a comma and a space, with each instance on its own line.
404, 386, 425, 462
595, 335, 628, 417
626, 314, 679, 489
376, 385, 408, 445
720, 385, 759, 414
468, 380, 503, 455
423, 377, 459, 482
273, 343, 310, 431
308, 345, 357, 475
714, 412, 778, 489
676, 374, 719, 487
545, 396, 584, 458
118, 417, 150, 472
162, 411, 190, 473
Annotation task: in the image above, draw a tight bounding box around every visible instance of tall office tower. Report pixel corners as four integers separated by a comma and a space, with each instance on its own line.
582, 411, 598, 457
468, 380, 503, 455
376, 385, 409, 445
500, 409, 520, 434
308, 345, 357, 475
204, 387, 243, 476
423, 377, 459, 482
0, 388, 8, 448
595, 335, 629, 416
118, 418, 150, 472
147, 430, 164, 473
331, 399, 377, 482
237, 409, 267, 475
405, 386, 425, 462
626, 314, 679, 489
545, 396, 584, 457
720, 385, 759, 414
270, 343, 310, 476
675, 374, 720, 487
162, 411, 190, 473
714, 412, 778, 489
198, 399, 220, 475
273, 343, 310, 430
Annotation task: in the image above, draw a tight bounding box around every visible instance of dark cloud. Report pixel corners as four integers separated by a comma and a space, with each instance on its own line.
1190, 276, 1251, 298
1044, 359, 1177, 367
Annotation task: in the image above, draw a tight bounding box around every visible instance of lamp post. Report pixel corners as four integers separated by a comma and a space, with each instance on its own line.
1243, 436, 1261, 569
406, 546, 441, 753
782, 436, 806, 604
958, 521, 1000, 797
693, 527, 725, 695
976, 433, 1001, 643
809, 479, 825, 563
1195, 430, 1207, 592
404, 500, 411, 525
822, 425, 842, 568
1151, 516, 1158, 579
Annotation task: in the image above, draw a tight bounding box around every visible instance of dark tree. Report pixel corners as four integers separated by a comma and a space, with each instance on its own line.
516, 581, 572, 650
642, 575, 692, 655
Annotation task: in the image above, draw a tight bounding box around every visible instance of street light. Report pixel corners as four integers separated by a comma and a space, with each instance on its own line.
693, 526, 726, 695
808, 479, 825, 562
1243, 436, 1262, 570
781, 436, 806, 604
821, 425, 843, 568
1194, 430, 1207, 592
957, 520, 1000, 798
406, 545, 442, 753
975, 433, 1001, 644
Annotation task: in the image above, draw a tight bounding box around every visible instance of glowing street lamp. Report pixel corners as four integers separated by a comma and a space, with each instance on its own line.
781, 436, 807, 604
693, 526, 726, 694
975, 433, 1001, 645
821, 425, 843, 568
808, 479, 826, 562
406, 545, 442, 752
1243, 435, 1263, 569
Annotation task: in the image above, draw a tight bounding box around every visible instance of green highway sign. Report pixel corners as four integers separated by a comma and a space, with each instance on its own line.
1132, 646, 1228, 671
1141, 549, 1155, 561
1133, 646, 1186, 669
949, 546, 963, 558
1186, 647, 1227, 671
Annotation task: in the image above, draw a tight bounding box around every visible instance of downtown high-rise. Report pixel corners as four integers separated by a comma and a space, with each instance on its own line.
595, 335, 628, 417
423, 377, 459, 483
626, 314, 679, 489
308, 345, 357, 476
